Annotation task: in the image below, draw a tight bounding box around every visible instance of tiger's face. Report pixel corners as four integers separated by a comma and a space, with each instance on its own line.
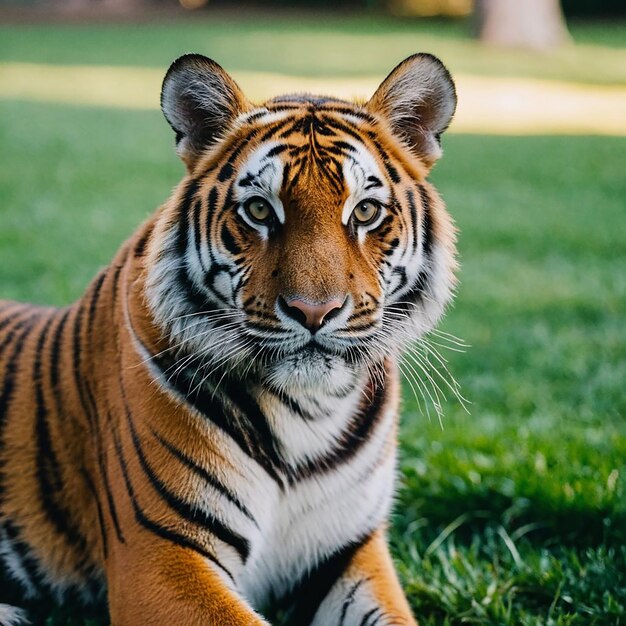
146, 54, 457, 394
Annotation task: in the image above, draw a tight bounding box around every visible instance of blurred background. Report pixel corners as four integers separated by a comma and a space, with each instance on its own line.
0, 1, 625, 624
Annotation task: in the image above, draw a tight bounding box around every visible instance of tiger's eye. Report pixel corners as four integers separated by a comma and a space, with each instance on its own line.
244, 197, 272, 224
352, 200, 381, 226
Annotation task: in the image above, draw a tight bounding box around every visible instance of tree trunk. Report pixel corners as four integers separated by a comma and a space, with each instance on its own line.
476, 0, 571, 50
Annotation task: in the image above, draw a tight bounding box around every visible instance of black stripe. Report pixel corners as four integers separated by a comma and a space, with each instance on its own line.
93, 396, 126, 546
49, 308, 70, 394
175, 178, 198, 260
276, 535, 370, 626
191, 197, 208, 272
266, 103, 304, 111
224, 134, 254, 165
244, 110, 269, 124
151, 428, 258, 525
217, 161, 234, 182
174, 179, 214, 312
0, 315, 38, 435
360, 607, 382, 626
0, 304, 21, 330
383, 237, 401, 258
217, 377, 286, 478
134, 227, 152, 257
86, 272, 106, 336
259, 118, 296, 142
203, 261, 237, 306
398, 269, 430, 309
417, 184, 433, 256
0, 308, 33, 360
71, 297, 126, 545
341, 322, 377, 333
365, 176, 383, 191
220, 222, 241, 257
339, 579, 365, 625
320, 115, 366, 144
110, 421, 233, 581
34, 317, 92, 573
2, 519, 45, 594
265, 143, 289, 158
238, 171, 256, 188
326, 106, 376, 123
220, 179, 237, 219
120, 384, 251, 561
389, 267, 408, 298
71, 303, 93, 430
245, 320, 288, 334
0, 314, 38, 517
267, 387, 316, 421
366, 132, 401, 183
108, 263, 124, 320
330, 140, 357, 154
290, 378, 387, 483
316, 156, 345, 195
80, 467, 109, 559
149, 352, 285, 486
406, 188, 419, 255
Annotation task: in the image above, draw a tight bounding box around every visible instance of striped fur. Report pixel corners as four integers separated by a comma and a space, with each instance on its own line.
0, 53, 458, 625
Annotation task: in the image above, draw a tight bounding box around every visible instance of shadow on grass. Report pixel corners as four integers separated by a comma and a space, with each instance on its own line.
394, 481, 625, 551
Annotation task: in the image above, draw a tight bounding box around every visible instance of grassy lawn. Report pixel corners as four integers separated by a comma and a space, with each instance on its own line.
1, 15, 625, 626
1, 16, 626, 85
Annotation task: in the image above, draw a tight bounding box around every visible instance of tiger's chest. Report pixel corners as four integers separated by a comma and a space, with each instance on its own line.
234, 386, 398, 606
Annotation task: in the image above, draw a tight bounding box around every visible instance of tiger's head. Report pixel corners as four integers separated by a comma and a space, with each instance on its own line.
145, 54, 458, 395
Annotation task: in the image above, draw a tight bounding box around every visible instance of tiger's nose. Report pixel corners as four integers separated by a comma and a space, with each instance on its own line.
279, 296, 345, 332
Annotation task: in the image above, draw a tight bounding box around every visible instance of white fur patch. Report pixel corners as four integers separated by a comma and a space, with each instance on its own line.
239, 409, 397, 606
341, 141, 389, 229
235, 142, 286, 229
0, 604, 29, 626
310, 576, 380, 626
0, 528, 38, 600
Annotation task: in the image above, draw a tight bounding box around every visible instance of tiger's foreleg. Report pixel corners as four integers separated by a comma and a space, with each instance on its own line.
106, 540, 268, 626
311, 529, 417, 626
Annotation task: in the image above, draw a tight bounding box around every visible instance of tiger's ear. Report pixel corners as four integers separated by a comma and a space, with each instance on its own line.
366, 53, 457, 169
161, 54, 250, 170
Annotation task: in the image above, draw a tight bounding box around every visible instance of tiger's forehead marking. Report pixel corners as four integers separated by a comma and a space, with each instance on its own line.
233, 106, 388, 227
239, 107, 290, 126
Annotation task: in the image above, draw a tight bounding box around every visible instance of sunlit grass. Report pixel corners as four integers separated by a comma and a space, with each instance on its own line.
3, 63, 626, 136
0, 16, 625, 85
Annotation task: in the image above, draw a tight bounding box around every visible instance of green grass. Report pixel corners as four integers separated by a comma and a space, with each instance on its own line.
1, 15, 625, 626
1, 16, 626, 85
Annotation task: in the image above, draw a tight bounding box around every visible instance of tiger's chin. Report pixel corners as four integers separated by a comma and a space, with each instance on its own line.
261, 346, 359, 395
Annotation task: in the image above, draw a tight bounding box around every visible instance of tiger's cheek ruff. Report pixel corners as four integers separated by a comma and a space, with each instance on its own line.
386, 182, 458, 341
143, 179, 249, 365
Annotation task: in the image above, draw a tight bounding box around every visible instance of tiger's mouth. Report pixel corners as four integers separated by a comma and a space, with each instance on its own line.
261, 340, 360, 393
243, 317, 387, 372
299, 340, 341, 357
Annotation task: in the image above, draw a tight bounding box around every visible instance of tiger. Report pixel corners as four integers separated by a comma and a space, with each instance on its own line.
0, 52, 458, 625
